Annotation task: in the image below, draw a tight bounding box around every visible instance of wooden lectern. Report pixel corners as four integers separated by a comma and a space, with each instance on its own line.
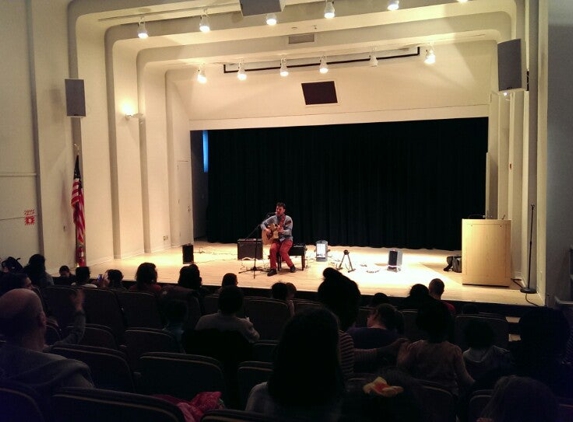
461, 219, 511, 286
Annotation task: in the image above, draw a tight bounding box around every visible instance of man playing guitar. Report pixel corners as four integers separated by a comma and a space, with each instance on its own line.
261, 202, 295, 277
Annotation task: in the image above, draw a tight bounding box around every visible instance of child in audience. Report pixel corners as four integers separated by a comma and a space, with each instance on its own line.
129, 262, 161, 296
397, 301, 474, 396
271, 282, 294, 315
162, 299, 187, 351
462, 319, 511, 380
72, 266, 97, 288
216, 272, 238, 293
105, 269, 126, 290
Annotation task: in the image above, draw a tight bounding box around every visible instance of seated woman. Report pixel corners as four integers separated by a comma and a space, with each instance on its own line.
129, 262, 161, 296
246, 308, 345, 421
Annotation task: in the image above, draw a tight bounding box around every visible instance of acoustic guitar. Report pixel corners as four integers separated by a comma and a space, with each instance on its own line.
262, 216, 285, 245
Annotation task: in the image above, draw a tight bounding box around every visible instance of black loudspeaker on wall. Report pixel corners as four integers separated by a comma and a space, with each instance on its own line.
497, 39, 526, 92
65, 79, 86, 117
239, 0, 284, 16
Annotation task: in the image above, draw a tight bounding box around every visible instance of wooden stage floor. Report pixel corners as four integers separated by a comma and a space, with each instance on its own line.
89, 240, 542, 307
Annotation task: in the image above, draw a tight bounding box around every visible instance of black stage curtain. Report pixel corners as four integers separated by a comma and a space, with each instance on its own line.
206, 118, 487, 251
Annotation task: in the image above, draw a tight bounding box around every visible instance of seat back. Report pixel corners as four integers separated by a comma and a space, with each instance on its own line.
454, 314, 509, 351
559, 397, 573, 422
0, 379, 49, 422
202, 409, 284, 422
67, 323, 118, 349
42, 286, 78, 329
251, 340, 278, 363
356, 306, 372, 327
292, 299, 323, 314
52, 387, 185, 422
139, 352, 227, 402
243, 298, 290, 340
160, 286, 202, 330
123, 328, 181, 371
467, 390, 492, 422
419, 382, 457, 422
45, 320, 62, 345
203, 294, 220, 315
401, 309, 428, 342
50, 344, 135, 392
115, 291, 164, 329
81, 288, 126, 344
237, 361, 273, 410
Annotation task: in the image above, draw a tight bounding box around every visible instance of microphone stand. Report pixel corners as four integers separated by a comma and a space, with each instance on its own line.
521, 204, 537, 294
337, 250, 355, 272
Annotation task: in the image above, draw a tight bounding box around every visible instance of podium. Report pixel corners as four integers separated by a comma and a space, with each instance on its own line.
461, 219, 511, 286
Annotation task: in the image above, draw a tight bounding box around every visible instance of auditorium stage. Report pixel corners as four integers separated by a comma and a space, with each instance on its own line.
88, 240, 542, 307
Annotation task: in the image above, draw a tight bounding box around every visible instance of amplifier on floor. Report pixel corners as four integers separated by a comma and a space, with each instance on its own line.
388, 249, 402, 272
182, 244, 194, 264
237, 238, 263, 260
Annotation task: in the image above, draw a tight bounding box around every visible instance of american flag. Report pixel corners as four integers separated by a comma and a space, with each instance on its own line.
71, 155, 86, 265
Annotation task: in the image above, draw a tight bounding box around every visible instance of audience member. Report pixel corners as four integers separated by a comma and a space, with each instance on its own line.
271, 281, 294, 315
478, 375, 559, 422
215, 272, 238, 294
194, 285, 260, 343
246, 308, 344, 421
285, 282, 297, 300
24, 254, 54, 288
462, 319, 512, 380
0, 289, 93, 402
369, 292, 390, 307
177, 264, 210, 311
318, 268, 406, 378
396, 284, 436, 311
59, 265, 72, 278
1, 256, 24, 273
129, 262, 161, 296
347, 304, 400, 349
397, 301, 474, 396
0, 272, 33, 296
105, 269, 126, 290
72, 266, 97, 288
428, 278, 456, 315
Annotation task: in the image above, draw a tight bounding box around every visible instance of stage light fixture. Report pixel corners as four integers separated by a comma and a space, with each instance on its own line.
197, 65, 207, 84
369, 54, 378, 67
237, 62, 247, 80
425, 47, 436, 64
279, 59, 289, 77
387, 0, 400, 11
199, 13, 210, 32
266, 13, 277, 25
324, 1, 335, 19
137, 18, 148, 39
319, 56, 329, 74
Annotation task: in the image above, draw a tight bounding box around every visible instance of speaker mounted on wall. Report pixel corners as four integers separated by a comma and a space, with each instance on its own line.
65, 79, 86, 117
497, 39, 527, 93
301, 81, 338, 105
240, 0, 285, 16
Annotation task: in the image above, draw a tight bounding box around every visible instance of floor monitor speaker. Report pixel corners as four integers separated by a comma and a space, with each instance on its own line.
65, 79, 86, 117
388, 249, 402, 271
182, 244, 194, 264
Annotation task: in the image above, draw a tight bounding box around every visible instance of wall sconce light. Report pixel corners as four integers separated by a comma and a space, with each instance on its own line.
369, 53, 378, 67
125, 112, 144, 120
137, 17, 148, 39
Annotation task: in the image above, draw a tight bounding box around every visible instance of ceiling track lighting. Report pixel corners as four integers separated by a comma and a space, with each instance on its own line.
319, 56, 329, 74
425, 47, 436, 64
457, 0, 470, 3
324, 1, 335, 19
199, 12, 210, 33
279, 59, 289, 77
369, 53, 378, 67
197, 65, 207, 84
387, 0, 400, 11
137, 18, 148, 39
237, 62, 247, 81
266, 13, 277, 26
